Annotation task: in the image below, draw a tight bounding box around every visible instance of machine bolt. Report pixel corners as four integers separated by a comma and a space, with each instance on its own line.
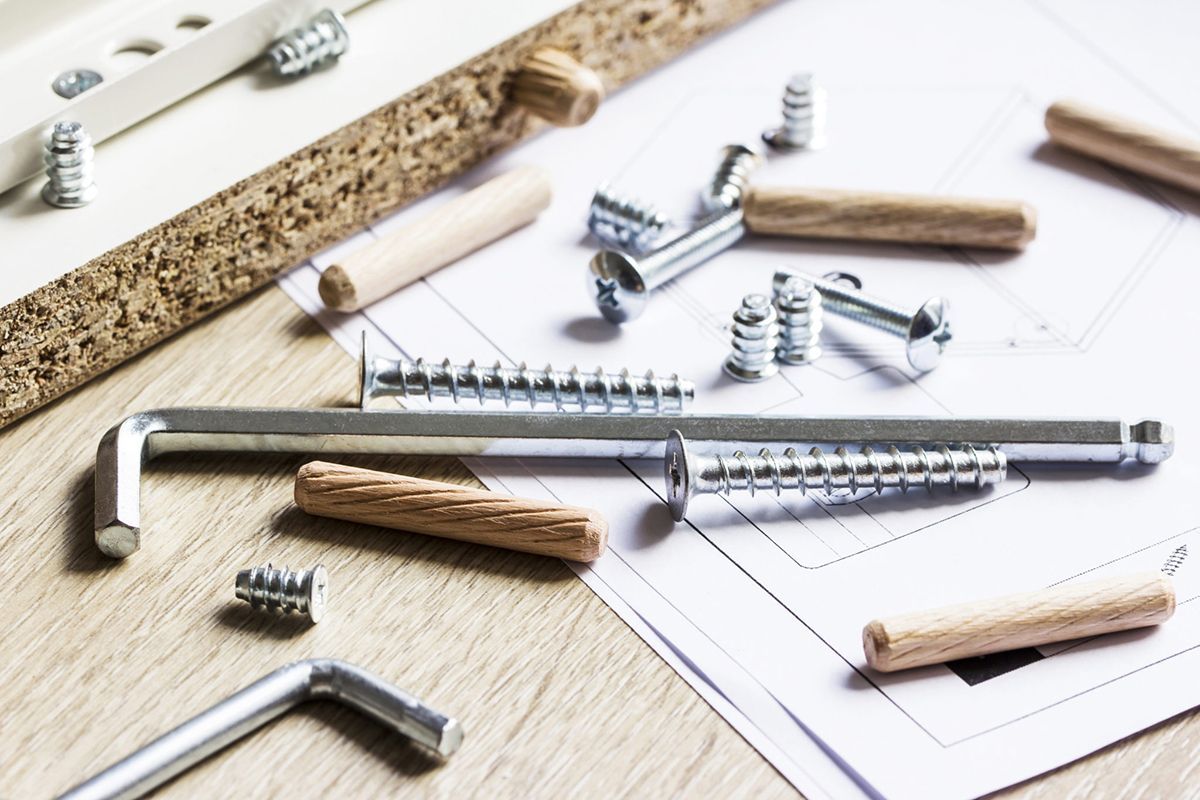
267, 9, 349, 77
774, 276, 823, 364
723, 294, 780, 382
588, 182, 670, 253
763, 72, 826, 151
701, 143, 765, 212
41, 121, 97, 208
235, 563, 328, 623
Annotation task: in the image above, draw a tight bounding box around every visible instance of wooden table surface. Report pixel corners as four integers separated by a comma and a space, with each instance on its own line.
3, 284, 1196, 798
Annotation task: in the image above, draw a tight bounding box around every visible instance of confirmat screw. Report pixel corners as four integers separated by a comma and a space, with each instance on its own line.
359, 334, 694, 413
588, 183, 670, 253
664, 431, 1006, 521
701, 144, 765, 212
775, 269, 951, 371
724, 293, 780, 382
774, 276, 823, 364
763, 72, 826, 151
267, 9, 349, 77
235, 563, 328, 623
41, 121, 97, 208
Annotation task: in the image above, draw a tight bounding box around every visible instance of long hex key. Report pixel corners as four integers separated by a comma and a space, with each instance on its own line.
57, 659, 462, 800
94, 407, 1174, 558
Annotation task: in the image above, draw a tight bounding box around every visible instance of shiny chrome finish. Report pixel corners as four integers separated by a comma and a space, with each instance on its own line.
42, 122, 97, 208
774, 275, 824, 364
723, 293, 780, 382
665, 431, 1006, 521
763, 72, 826, 151
95, 407, 1173, 558
775, 269, 951, 372
589, 207, 745, 323
235, 564, 329, 623
701, 143, 765, 212
588, 183, 670, 253
267, 9, 349, 78
57, 659, 460, 800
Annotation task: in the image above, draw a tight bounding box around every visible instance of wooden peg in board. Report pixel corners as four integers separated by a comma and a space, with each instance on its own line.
512, 47, 605, 127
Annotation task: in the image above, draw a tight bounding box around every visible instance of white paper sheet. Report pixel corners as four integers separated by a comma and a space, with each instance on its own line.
279, 1, 1200, 796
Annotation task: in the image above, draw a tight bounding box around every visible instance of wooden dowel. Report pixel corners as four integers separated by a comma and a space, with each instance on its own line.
512, 47, 605, 127
318, 166, 552, 311
294, 461, 608, 562
1045, 99, 1200, 195
742, 185, 1037, 251
863, 572, 1175, 673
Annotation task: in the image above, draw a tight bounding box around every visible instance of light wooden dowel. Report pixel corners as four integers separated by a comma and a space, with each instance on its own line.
863, 572, 1175, 673
1046, 99, 1200, 195
512, 47, 606, 127
742, 185, 1037, 251
294, 461, 608, 562
318, 165, 552, 311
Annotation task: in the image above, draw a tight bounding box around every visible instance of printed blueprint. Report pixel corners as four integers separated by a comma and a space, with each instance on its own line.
279, 1, 1200, 796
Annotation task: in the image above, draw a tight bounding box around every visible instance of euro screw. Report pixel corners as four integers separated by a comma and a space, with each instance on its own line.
724, 294, 780, 382
664, 430, 1006, 521
588, 183, 670, 253
42, 121, 97, 208
763, 73, 826, 151
268, 9, 349, 78
588, 206, 745, 323
359, 334, 694, 413
774, 276, 823, 364
235, 563, 328, 623
701, 144, 765, 213
775, 269, 951, 371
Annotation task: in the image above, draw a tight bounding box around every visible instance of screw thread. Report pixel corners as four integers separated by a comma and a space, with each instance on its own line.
638, 207, 746, 288
588, 183, 669, 252
268, 9, 349, 77
775, 270, 912, 338
774, 277, 823, 364
370, 357, 694, 413
696, 444, 1005, 498
765, 73, 825, 150
42, 122, 96, 207
235, 564, 326, 622
724, 294, 780, 382
701, 144, 764, 212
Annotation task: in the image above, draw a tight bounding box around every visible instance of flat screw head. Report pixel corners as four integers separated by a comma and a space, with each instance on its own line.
358, 330, 376, 409
307, 565, 329, 623
665, 430, 692, 522
905, 297, 952, 372
588, 250, 648, 324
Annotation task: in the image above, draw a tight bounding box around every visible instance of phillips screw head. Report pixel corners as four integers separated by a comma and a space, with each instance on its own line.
588, 250, 648, 324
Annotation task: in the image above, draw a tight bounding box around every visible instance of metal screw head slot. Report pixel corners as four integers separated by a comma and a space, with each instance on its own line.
588, 250, 649, 324
665, 430, 694, 522
906, 297, 953, 372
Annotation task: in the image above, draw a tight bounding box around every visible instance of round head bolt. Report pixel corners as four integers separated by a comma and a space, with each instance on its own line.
905, 297, 953, 372
588, 250, 648, 324
664, 430, 695, 522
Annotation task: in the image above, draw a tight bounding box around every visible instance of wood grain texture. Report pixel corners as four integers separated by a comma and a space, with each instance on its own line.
0, 0, 775, 431
1045, 99, 1200, 194
294, 461, 608, 561
512, 47, 606, 127
318, 166, 552, 311
0, 284, 1197, 798
863, 573, 1175, 672
742, 185, 1037, 250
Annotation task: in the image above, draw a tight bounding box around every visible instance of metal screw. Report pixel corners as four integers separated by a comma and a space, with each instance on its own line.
664, 430, 1005, 521
701, 143, 765, 212
41, 121, 97, 208
359, 337, 694, 413
235, 563, 328, 623
774, 276, 823, 364
51, 69, 103, 99
724, 294, 780, 382
588, 206, 745, 323
588, 183, 670, 253
763, 73, 826, 151
775, 269, 951, 371
267, 9, 349, 78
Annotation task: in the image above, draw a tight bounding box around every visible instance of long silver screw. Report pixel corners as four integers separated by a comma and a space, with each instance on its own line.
235, 563, 328, 623
701, 144, 765, 212
724, 294, 780, 382
267, 9, 349, 77
41, 121, 97, 208
359, 334, 694, 412
664, 431, 1005, 521
775, 276, 823, 364
763, 73, 826, 151
588, 206, 745, 323
588, 183, 670, 253
774, 269, 951, 371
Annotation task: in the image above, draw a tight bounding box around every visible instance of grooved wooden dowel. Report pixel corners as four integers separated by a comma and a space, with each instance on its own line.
863, 572, 1175, 672
742, 185, 1037, 251
318, 166, 553, 311
512, 47, 606, 127
1045, 99, 1200, 195
294, 461, 608, 562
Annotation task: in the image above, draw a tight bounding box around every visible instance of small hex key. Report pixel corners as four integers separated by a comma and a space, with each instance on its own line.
57, 659, 462, 800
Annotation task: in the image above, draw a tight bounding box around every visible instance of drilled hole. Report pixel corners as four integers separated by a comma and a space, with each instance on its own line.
177, 16, 211, 31
110, 41, 164, 70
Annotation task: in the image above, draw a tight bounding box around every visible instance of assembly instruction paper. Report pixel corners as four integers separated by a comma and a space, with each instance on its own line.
279, 1, 1200, 796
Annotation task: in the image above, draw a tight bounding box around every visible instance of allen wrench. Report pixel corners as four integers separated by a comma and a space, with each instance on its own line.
57, 659, 462, 800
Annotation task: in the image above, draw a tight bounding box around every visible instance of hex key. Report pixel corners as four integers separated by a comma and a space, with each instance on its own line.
94, 407, 1173, 558
57, 659, 462, 800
